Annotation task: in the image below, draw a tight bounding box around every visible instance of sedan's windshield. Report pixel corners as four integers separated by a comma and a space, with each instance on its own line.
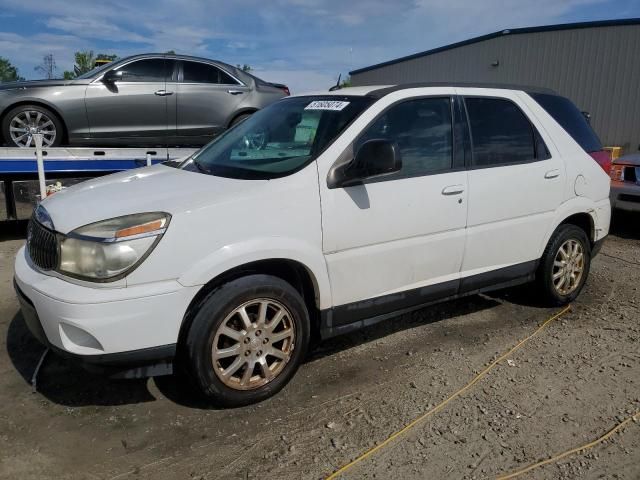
182, 95, 374, 179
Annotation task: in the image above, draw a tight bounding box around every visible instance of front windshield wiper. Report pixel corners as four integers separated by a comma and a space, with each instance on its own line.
192, 158, 211, 174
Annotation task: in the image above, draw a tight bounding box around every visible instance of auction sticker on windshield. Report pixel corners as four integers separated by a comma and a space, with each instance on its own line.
304, 100, 350, 111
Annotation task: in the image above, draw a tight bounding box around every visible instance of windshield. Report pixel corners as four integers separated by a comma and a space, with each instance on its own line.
182, 95, 374, 179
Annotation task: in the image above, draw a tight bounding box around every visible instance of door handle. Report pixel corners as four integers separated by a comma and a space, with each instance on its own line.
154, 90, 173, 96
441, 185, 465, 195
227, 90, 244, 95
544, 169, 560, 179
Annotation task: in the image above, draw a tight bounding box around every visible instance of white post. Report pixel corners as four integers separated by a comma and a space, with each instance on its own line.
34, 133, 47, 201
146, 152, 152, 167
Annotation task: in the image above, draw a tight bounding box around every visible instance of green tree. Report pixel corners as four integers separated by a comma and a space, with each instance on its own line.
165, 50, 176, 55
96, 53, 118, 62
236, 64, 252, 72
339, 75, 351, 88
63, 51, 118, 79
0, 57, 23, 83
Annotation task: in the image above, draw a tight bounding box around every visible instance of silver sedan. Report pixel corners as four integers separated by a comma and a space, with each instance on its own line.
0, 53, 288, 148
610, 153, 640, 212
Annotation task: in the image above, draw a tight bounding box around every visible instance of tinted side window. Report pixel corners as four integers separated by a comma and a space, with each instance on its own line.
465, 98, 535, 167
183, 62, 239, 85
116, 59, 167, 82
357, 97, 453, 179
530, 93, 602, 153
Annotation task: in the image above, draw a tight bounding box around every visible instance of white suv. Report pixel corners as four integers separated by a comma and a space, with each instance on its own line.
14, 84, 611, 406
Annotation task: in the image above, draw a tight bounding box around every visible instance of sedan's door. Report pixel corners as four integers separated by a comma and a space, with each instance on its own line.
85, 57, 173, 145
318, 90, 469, 327
174, 60, 249, 145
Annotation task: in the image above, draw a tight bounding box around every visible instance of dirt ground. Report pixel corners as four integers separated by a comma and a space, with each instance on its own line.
0, 213, 638, 480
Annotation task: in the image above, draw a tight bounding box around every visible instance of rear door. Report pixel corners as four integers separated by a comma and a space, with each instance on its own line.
458, 89, 564, 290
175, 60, 249, 145
85, 57, 172, 145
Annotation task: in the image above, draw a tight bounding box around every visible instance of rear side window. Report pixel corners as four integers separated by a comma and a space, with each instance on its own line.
530, 93, 602, 153
465, 98, 535, 167
182, 61, 239, 85
357, 97, 453, 179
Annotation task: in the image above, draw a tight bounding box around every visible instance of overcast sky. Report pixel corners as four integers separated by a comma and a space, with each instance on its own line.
0, 0, 639, 93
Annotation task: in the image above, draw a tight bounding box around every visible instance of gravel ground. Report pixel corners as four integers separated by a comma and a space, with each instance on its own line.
0, 213, 638, 480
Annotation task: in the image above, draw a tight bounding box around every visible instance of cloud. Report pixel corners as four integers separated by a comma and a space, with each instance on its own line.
0, 31, 82, 76
46, 16, 150, 43
0, 0, 631, 86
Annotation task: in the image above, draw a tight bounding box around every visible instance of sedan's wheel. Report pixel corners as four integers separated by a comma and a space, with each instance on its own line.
537, 224, 591, 305
2, 105, 63, 148
212, 298, 296, 390
185, 274, 310, 407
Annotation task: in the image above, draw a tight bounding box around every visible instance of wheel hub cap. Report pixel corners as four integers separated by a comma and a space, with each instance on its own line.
9, 110, 57, 148
212, 299, 296, 390
552, 239, 585, 296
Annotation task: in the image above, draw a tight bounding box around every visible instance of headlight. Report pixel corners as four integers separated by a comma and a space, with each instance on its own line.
58, 212, 170, 281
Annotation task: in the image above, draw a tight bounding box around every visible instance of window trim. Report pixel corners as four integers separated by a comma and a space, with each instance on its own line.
462, 95, 552, 170
178, 59, 244, 86
334, 95, 460, 187
91, 56, 172, 84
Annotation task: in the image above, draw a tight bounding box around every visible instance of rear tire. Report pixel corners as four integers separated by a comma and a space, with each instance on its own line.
536, 224, 591, 306
2, 104, 63, 148
184, 274, 310, 407
230, 112, 252, 127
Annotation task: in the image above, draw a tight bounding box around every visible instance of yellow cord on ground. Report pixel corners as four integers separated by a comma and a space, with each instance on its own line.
325, 305, 572, 480
496, 410, 640, 479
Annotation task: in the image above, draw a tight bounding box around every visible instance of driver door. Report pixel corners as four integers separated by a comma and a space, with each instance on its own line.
318, 90, 468, 325
85, 57, 175, 145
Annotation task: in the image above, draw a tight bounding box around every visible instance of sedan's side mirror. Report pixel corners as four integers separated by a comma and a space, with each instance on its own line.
328, 139, 401, 188
102, 69, 124, 83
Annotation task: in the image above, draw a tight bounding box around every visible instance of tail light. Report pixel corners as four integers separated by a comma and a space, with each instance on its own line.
589, 150, 611, 174
279, 86, 290, 96
609, 164, 625, 181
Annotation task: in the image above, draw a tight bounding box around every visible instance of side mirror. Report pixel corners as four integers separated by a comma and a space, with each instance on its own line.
328, 139, 401, 188
102, 69, 124, 83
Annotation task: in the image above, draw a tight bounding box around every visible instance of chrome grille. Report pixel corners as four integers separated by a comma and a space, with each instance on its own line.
27, 217, 59, 270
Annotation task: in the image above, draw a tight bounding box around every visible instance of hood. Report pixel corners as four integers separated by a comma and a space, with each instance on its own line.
614, 154, 640, 167
40, 164, 269, 234
0, 79, 89, 91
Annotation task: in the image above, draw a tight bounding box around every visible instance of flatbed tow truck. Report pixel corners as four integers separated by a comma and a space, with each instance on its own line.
0, 146, 198, 221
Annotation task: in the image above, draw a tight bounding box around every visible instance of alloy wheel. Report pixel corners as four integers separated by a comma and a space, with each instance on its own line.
9, 110, 57, 148
552, 239, 585, 296
212, 298, 296, 390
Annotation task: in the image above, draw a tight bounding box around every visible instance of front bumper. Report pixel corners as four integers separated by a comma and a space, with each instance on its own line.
14, 246, 199, 377
610, 181, 640, 212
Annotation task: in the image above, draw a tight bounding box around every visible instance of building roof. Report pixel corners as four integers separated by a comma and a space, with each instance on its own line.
350, 18, 640, 75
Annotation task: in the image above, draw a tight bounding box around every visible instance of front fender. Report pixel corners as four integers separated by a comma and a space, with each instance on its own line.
177, 237, 331, 309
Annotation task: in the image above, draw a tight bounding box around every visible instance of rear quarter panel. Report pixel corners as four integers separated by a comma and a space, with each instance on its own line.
519, 92, 611, 251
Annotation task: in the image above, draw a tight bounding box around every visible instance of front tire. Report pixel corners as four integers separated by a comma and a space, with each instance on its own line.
184, 274, 310, 407
2, 104, 63, 148
536, 224, 591, 305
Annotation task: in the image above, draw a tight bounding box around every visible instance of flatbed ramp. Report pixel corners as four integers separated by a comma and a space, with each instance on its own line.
0, 147, 198, 221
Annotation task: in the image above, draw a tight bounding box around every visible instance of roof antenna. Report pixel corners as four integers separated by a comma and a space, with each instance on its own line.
329, 73, 342, 91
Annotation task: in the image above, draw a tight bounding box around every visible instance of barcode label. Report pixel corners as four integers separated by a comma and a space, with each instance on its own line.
304, 100, 350, 111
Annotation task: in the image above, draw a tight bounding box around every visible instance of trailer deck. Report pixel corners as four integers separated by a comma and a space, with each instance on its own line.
0, 147, 198, 221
